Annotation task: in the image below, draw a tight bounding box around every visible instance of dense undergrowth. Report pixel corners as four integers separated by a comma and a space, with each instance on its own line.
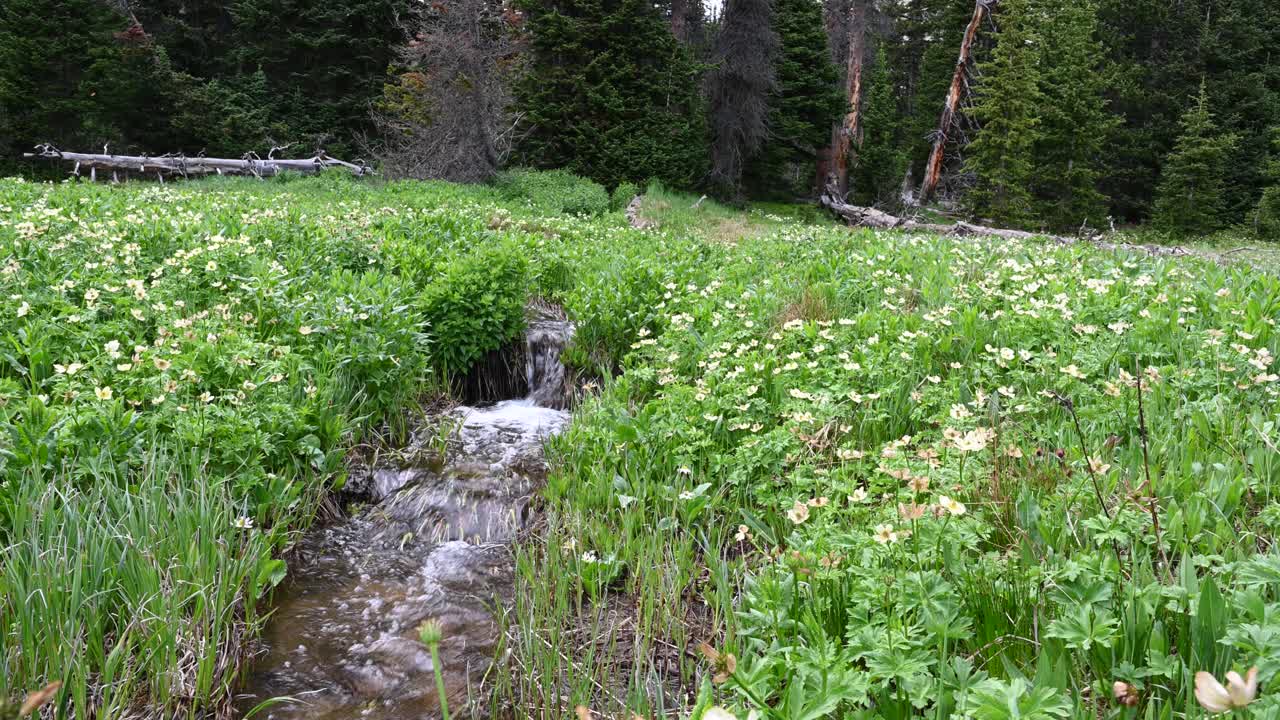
500, 205, 1280, 719
0, 171, 722, 717
1, 170, 1279, 720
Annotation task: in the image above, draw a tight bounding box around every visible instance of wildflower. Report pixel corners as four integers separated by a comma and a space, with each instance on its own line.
54, 363, 83, 376
848, 488, 868, 503
116, 362, 133, 372
151, 394, 166, 406
153, 357, 171, 371
1194, 668, 1258, 713
94, 386, 113, 400
1113, 681, 1139, 707
898, 503, 927, 520
233, 516, 254, 530
417, 618, 443, 646
873, 524, 899, 544
1004, 445, 1024, 459
299, 325, 314, 335
703, 708, 738, 720
938, 495, 966, 516
908, 476, 930, 494
786, 500, 810, 525
735, 525, 751, 542
697, 642, 737, 685
1060, 364, 1086, 380
953, 428, 993, 453
1088, 458, 1111, 475
17, 301, 30, 317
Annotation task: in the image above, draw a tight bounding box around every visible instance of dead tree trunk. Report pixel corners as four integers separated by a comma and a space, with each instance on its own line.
918, 0, 992, 204
819, 177, 1195, 258
830, 0, 867, 198
23, 145, 373, 180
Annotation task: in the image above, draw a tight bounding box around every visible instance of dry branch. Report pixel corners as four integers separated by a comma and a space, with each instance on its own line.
23, 144, 373, 180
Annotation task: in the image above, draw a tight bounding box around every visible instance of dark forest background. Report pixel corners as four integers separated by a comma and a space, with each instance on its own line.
2, 0, 1278, 236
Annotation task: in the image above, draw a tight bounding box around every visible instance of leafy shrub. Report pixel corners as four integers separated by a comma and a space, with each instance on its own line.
419, 241, 529, 375
610, 181, 639, 211
494, 168, 610, 216
1256, 186, 1280, 240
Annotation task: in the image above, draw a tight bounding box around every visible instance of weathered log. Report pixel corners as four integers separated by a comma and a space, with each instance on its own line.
819, 178, 1195, 258
918, 0, 993, 203
22, 144, 373, 179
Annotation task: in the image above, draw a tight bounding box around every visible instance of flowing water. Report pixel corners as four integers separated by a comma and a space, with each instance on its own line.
237, 314, 573, 719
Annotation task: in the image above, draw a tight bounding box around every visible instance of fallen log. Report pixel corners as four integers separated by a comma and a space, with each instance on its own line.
818, 181, 1195, 258
22, 144, 373, 180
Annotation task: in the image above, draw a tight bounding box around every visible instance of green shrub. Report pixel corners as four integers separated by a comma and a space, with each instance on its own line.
419, 242, 529, 375
494, 168, 610, 216
610, 181, 639, 211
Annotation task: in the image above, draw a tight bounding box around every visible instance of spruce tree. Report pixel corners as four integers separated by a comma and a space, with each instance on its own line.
705, 0, 777, 200
1032, 0, 1115, 230
850, 44, 907, 206
514, 0, 708, 189
1251, 127, 1280, 239
962, 0, 1042, 228
742, 0, 843, 199
1152, 83, 1238, 236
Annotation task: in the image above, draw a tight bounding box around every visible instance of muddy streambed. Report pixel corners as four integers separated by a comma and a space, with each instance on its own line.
236, 314, 572, 719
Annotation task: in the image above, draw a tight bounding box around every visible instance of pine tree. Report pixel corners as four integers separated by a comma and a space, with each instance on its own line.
742, 0, 842, 199
1251, 127, 1280, 239
705, 0, 777, 200
514, 0, 708, 189
850, 45, 907, 206
1152, 83, 1238, 236
962, 0, 1042, 227
1031, 0, 1116, 230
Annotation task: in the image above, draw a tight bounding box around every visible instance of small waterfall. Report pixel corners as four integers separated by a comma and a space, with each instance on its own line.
523, 313, 574, 409
238, 305, 575, 720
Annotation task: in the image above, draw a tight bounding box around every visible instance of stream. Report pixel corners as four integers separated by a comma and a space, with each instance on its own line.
237, 312, 573, 719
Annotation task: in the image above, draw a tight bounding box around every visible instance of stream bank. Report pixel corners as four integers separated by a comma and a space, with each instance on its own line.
236, 310, 574, 719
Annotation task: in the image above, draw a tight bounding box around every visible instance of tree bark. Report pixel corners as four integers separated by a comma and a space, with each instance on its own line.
830, 0, 867, 198
23, 145, 373, 179
918, 0, 992, 204
670, 0, 688, 41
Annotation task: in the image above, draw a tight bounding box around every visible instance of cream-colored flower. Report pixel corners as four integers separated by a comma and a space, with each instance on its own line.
94, 386, 113, 400
938, 495, 966, 516
1060, 364, 1086, 380
1194, 668, 1258, 713
873, 524, 898, 544
786, 500, 810, 525
703, 707, 738, 720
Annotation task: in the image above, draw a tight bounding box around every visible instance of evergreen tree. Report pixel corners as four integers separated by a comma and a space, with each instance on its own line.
850, 45, 907, 206
706, 0, 777, 200
0, 0, 179, 172
514, 0, 708, 189
743, 0, 842, 199
962, 0, 1042, 228
1152, 83, 1238, 236
1255, 128, 1280, 239
1031, 0, 1115, 230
